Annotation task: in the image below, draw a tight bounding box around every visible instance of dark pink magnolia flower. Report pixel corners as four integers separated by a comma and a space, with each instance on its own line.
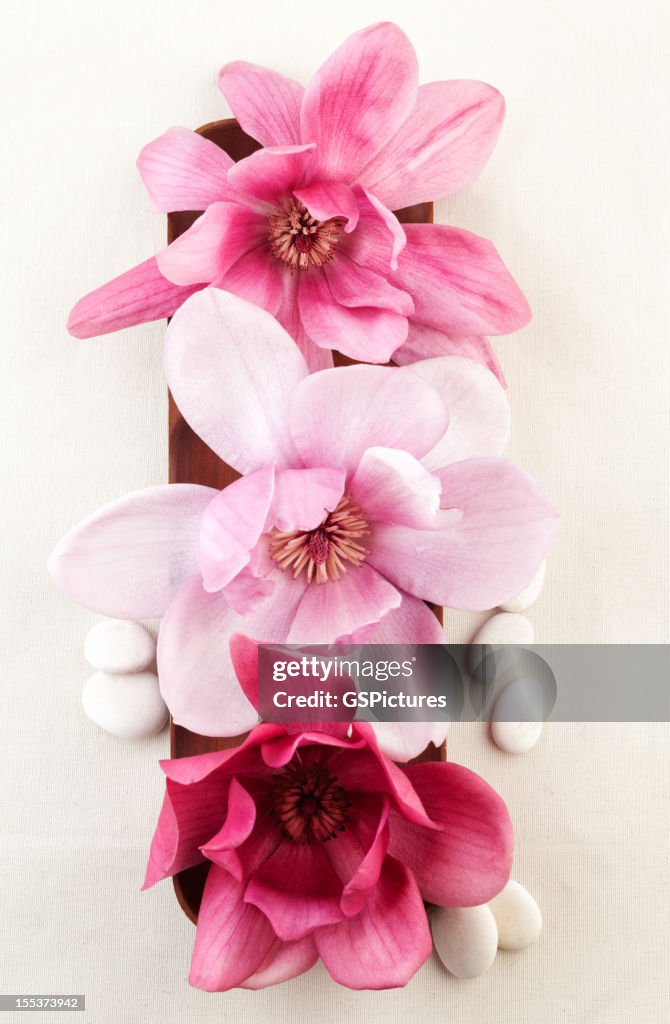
143, 721, 513, 991
49, 290, 558, 746
67, 22, 529, 377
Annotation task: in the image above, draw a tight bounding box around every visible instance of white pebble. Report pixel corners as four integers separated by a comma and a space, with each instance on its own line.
84, 619, 156, 674
490, 676, 545, 753
431, 905, 498, 978
499, 561, 546, 613
491, 718, 542, 754
82, 671, 168, 739
471, 613, 535, 647
488, 881, 542, 950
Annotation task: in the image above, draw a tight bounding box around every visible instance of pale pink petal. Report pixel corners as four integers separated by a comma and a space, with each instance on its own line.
66, 257, 201, 339
199, 778, 257, 881
48, 485, 216, 618
289, 364, 448, 473
368, 722, 450, 764
341, 593, 445, 644
388, 761, 513, 906
293, 180, 359, 232
350, 447, 441, 528
337, 187, 406, 274
393, 224, 531, 336
136, 126, 234, 213
156, 203, 266, 286
218, 61, 304, 146
316, 856, 431, 989
301, 23, 418, 182
410, 356, 510, 470
241, 935, 318, 990
189, 866, 277, 991
272, 467, 345, 531
393, 320, 506, 386
222, 568, 275, 616
287, 564, 402, 644
215, 244, 285, 319
363, 80, 505, 209
324, 256, 414, 316
226, 144, 316, 209
157, 571, 307, 736
198, 466, 275, 592
164, 288, 308, 473
369, 458, 559, 609
298, 270, 408, 361
245, 841, 344, 940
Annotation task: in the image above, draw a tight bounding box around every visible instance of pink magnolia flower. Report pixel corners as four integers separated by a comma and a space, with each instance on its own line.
143, 721, 513, 991
67, 22, 529, 378
50, 290, 558, 744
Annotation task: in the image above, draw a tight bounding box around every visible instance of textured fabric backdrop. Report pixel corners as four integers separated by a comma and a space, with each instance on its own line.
1, 0, 668, 1021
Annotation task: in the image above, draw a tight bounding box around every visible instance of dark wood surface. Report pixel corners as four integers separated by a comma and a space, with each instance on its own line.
167, 119, 444, 923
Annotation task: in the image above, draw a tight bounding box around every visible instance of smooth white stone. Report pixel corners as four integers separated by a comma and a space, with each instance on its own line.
471, 613, 535, 647
490, 675, 545, 753
431, 905, 498, 978
499, 561, 546, 613
82, 671, 168, 739
488, 881, 542, 950
491, 717, 543, 754
469, 613, 535, 684
84, 619, 156, 674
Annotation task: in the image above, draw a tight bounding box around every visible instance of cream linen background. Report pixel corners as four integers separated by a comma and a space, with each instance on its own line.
1, 0, 668, 1021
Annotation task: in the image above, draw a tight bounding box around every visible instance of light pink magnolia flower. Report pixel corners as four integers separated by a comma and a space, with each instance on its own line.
143, 721, 513, 991
50, 290, 558, 743
67, 22, 529, 378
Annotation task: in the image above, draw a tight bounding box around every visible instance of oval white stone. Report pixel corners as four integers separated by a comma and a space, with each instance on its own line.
431, 905, 498, 978
488, 881, 542, 950
491, 718, 543, 754
499, 561, 546, 613
82, 671, 168, 739
84, 619, 156, 674
472, 612, 535, 647
490, 675, 545, 753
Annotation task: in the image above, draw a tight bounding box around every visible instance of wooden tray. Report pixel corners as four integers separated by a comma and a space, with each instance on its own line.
167, 119, 444, 923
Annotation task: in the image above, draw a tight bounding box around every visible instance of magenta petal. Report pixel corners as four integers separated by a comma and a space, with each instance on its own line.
215, 244, 285, 319
199, 778, 257, 881
158, 572, 307, 736
338, 187, 406, 275
136, 126, 234, 213
48, 484, 216, 618
66, 257, 201, 339
189, 866, 277, 991
364, 80, 505, 209
316, 856, 431, 990
394, 320, 506, 387
272, 467, 345, 532
325, 256, 413, 316
218, 61, 304, 147
339, 805, 390, 917
197, 466, 275, 592
164, 288, 308, 473
301, 23, 418, 182
241, 934, 318, 990
227, 144, 316, 208
156, 203, 266, 286
388, 761, 513, 906
289, 364, 448, 473
245, 842, 344, 941
369, 458, 559, 609
350, 447, 441, 528
393, 224, 531, 336
229, 633, 260, 710
287, 564, 402, 644
298, 270, 408, 362
293, 180, 360, 232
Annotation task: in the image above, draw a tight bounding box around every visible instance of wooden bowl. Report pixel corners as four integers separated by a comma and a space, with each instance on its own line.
167, 119, 444, 923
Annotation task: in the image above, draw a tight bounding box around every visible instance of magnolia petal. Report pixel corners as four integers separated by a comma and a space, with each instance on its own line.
199, 778, 258, 881
394, 321, 506, 387
48, 485, 216, 618
66, 257, 201, 339
277, 273, 333, 372
340, 593, 445, 645
364, 80, 504, 209
156, 203, 266, 286
136, 126, 234, 213
241, 935, 318, 989
350, 447, 441, 528
388, 761, 513, 906
158, 572, 307, 736
368, 722, 450, 764
287, 565, 402, 644
324, 256, 414, 316
245, 841, 345, 941
189, 866, 277, 992
221, 568, 275, 616
315, 856, 431, 989
215, 243, 285, 319
164, 288, 308, 473
229, 633, 260, 709
218, 61, 304, 147
410, 356, 511, 470
289, 364, 448, 474
338, 187, 406, 275
293, 180, 360, 232
272, 467, 345, 532
198, 466, 275, 593
301, 23, 418, 182
226, 144, 316, 209
368, 458, 559, 609
393, 224, 531, 336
